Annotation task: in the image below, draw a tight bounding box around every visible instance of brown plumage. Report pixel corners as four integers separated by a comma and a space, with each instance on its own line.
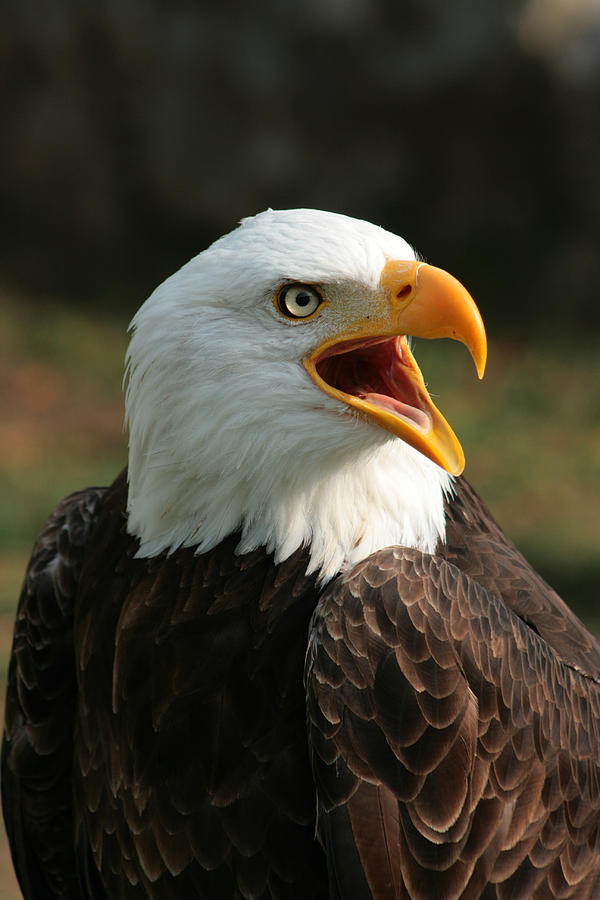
307, 478, 600, 900
4, 470, 600, 899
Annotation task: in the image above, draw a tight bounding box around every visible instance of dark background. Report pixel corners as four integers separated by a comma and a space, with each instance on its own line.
2, 0, 600, 334
3, 4, 599, 891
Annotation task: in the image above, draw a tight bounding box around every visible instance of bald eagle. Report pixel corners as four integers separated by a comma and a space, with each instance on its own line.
4, 209, 600, 899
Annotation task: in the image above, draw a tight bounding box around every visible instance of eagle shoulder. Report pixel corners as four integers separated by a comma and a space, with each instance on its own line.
305, 542, 600, 899
443, 477, 600, 679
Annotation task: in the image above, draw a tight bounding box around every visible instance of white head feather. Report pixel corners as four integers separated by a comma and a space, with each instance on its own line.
125, 208, 452, 580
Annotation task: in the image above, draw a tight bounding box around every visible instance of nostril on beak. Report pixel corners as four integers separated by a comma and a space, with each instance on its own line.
396, 284, 412, 301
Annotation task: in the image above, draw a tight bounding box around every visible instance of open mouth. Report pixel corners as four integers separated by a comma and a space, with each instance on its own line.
313, 335, 431, 433
303, 329, 466, 475
300, 259, 485, 475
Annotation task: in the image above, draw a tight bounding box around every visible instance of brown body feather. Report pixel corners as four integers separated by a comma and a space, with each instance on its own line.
3, 471, 600, 898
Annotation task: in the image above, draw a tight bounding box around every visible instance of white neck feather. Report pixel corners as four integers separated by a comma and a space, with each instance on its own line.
125, 344, 452, 581
127, 440, 451, 583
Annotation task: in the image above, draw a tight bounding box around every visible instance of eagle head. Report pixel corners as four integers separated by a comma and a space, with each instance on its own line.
125, 209, 486, 579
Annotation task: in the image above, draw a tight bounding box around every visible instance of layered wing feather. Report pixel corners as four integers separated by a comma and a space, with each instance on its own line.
306, 482, 600, 900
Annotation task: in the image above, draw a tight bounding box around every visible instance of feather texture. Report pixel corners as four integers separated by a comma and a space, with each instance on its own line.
4, 473, 600, 897
306, 479, 600, 899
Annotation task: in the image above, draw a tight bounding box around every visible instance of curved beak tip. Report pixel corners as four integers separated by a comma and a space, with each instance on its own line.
474, 342, 487, 380
381, 259, 487, 385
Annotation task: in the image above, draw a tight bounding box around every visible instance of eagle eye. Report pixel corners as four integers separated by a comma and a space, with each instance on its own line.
277, 284, 323, 319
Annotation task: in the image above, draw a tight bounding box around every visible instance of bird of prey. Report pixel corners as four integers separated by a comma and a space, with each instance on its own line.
4, 209, 600, 899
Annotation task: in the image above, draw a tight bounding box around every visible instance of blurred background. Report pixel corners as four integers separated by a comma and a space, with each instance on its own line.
1, 0, 600, 893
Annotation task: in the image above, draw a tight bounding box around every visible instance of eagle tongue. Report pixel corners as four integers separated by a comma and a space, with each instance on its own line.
357, 338, 431, 432
359, 391, 430, 432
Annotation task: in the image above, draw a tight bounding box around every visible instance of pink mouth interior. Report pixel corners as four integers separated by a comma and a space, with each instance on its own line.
315, 336, 431, 432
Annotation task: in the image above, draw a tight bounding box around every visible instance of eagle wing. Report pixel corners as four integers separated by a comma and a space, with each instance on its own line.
306, 541, 600, 899
2, 487, 106, 899
63, 471, 328, 897
3, 472, 329, 898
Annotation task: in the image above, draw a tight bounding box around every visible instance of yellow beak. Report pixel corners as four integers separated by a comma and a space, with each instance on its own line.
303, 260, 487, 476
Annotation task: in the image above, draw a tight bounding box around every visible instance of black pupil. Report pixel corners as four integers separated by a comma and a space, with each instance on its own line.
295, 292, 311, 307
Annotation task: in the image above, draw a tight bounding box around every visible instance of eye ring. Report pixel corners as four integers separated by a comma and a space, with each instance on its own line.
277, 283, 323, 320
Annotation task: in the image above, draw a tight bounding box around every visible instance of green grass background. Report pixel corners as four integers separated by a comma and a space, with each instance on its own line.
1, 293, 599, 895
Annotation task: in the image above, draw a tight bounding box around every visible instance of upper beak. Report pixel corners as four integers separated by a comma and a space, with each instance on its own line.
380, 260, 487, 379
303, 260, 487, 476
